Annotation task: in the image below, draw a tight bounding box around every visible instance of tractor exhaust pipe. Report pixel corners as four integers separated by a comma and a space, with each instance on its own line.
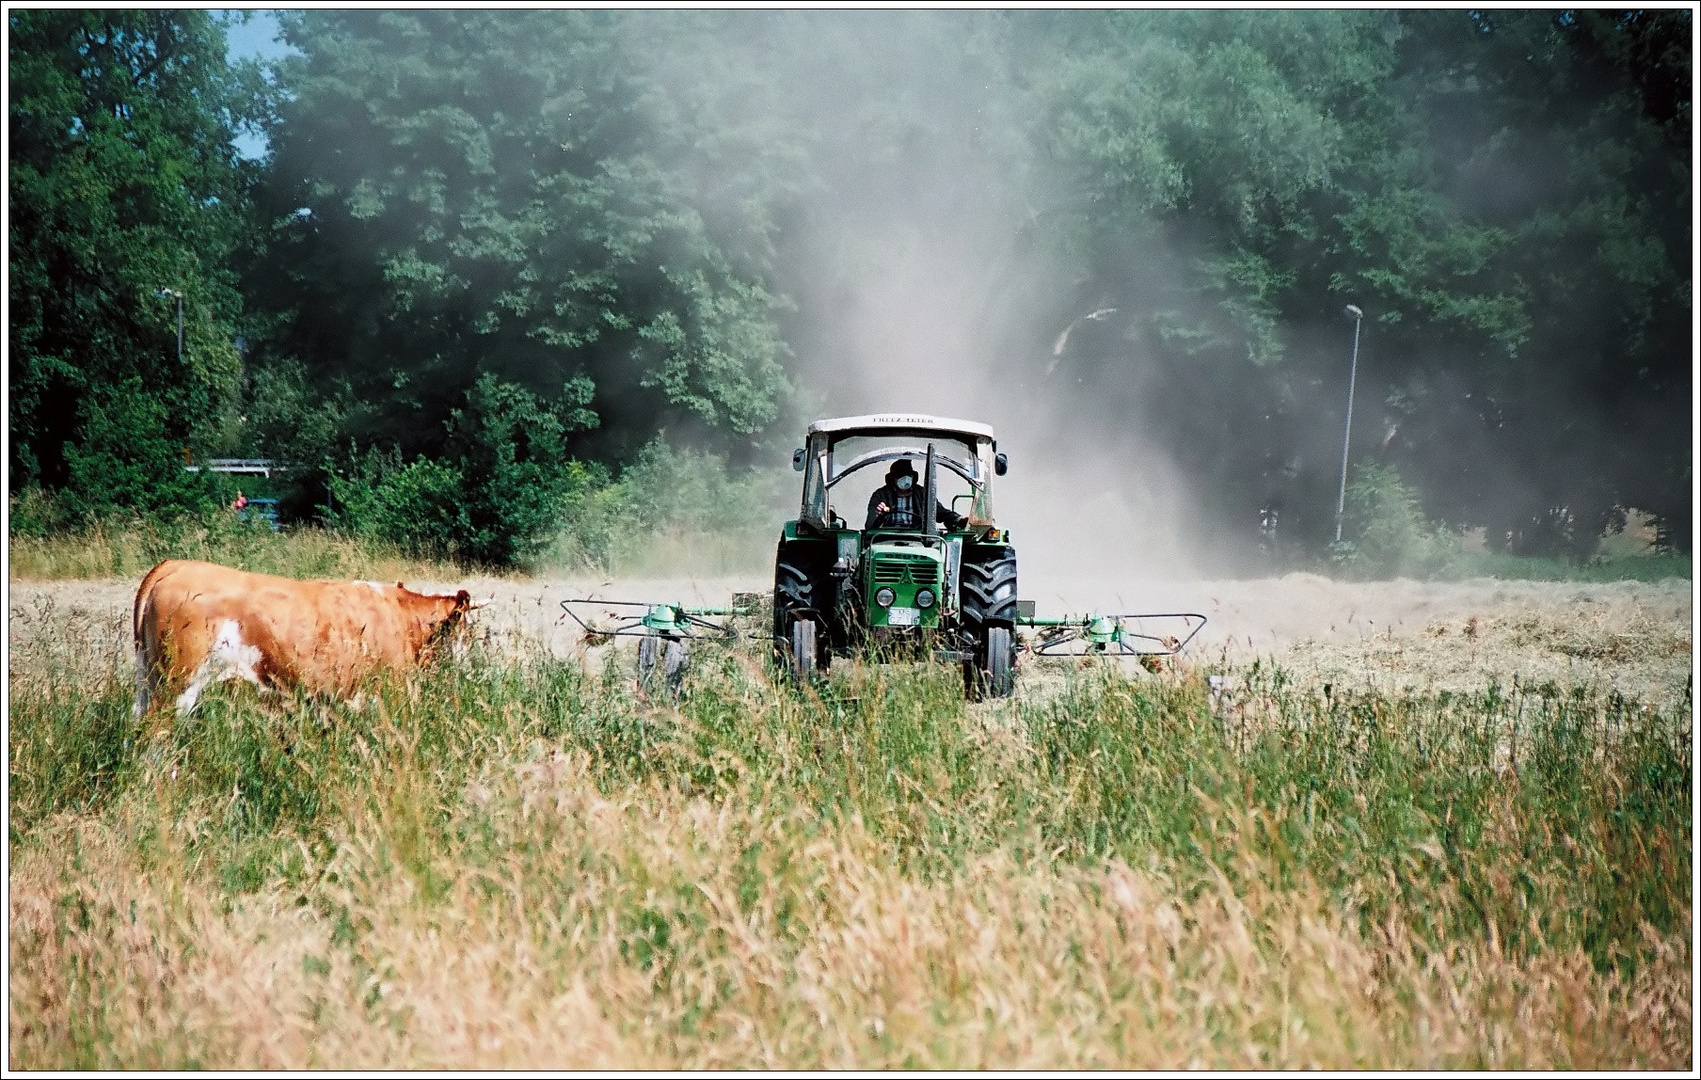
923, 443, 938, 538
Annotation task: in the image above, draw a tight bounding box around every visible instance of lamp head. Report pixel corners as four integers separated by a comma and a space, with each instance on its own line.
1343, 304, 1363, 320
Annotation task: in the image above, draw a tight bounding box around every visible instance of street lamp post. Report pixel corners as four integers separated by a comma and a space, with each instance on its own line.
155, 288, 183, 364
1334, 304, 1364, 544
1046, 307, 1118, 376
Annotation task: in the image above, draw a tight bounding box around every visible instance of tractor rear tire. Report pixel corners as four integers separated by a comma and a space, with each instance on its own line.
774, 559, 814, 630
964, 625, 1016, 700
960, 544, 1018, 701
959, 546, 1019, 626
774, 539, 831, 673
789, 618, 817, 684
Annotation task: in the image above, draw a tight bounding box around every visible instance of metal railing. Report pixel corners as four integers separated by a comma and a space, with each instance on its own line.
183, 458, 282, 477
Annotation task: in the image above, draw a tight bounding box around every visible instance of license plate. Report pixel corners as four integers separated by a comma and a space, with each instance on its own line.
886, 606, 920, 627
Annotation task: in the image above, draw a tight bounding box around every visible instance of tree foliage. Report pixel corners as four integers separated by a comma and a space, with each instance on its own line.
249, 10, 797, 469
10, 10, 1690, 566
1022, 9, 1691, 557
9, 9, 265, 515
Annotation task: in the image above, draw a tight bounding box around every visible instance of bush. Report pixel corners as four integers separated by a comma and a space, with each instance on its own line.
1329, 462, 1461, 579
545, 437, 791, 574
8, 486, 70, 539
446, 375, 579, 566
328, 449, 468, 562
328, 375, 587, 567
320, 373, 791, 572
1327, 463, 1693, 583
58, 382, 236, 519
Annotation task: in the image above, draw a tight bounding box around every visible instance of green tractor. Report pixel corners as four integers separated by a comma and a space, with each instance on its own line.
561, 412, 1203, 700
772, 414, 1019, 698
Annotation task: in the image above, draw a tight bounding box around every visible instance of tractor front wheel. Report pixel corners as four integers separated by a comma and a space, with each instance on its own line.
985, 626, 1015, 697
788, 618, 817, 684
964, 625, 1016, 700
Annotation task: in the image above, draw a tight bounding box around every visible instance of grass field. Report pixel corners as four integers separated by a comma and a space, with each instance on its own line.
7, 570, 1692, 1068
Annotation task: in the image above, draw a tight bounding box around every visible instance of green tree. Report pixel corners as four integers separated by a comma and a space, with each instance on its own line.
250, 10, 799, 476
1019, 9, 1690, 559
9, 9, 266, 516
1340, 9, 1692, 556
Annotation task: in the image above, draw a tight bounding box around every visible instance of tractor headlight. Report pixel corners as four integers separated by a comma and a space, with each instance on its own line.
915, 588, 936, 609
875, 586, 896, 607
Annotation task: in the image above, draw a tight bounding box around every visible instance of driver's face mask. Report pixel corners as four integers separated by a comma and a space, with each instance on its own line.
895, 475, 914, 492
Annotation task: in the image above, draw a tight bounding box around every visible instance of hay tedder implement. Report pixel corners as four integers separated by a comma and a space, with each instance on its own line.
559, 598, 755, 694
1017, 605, 1207, 658
559, 413, 1206, 700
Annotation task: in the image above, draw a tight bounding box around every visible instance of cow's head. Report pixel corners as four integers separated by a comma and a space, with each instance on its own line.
400, 585, 490, 659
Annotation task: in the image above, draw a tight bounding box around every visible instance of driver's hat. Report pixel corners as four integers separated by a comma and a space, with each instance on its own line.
887, 457, 918, 480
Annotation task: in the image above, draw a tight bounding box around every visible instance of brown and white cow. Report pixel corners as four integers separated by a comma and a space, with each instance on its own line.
133, 559, 484, 717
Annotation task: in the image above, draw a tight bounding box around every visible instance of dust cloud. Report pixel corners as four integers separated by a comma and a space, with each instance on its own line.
663, 11, 1217, 602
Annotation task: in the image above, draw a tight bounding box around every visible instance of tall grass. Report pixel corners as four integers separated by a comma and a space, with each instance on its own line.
8, 618, 1690, 1068
7, 512, 471, 582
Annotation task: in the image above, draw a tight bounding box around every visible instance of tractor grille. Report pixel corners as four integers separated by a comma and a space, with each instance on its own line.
873, 559, 939, 585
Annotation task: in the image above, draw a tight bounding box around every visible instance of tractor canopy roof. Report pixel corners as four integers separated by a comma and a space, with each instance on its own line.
796, 414, 1001, 528
807, 414, 995, 441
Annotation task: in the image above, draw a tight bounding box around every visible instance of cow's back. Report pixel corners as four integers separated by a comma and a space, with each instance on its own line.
234, 576, 418, 693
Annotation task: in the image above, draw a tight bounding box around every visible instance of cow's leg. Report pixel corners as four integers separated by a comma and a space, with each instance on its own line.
134, 601, 168, 722
174, 671, 213, 716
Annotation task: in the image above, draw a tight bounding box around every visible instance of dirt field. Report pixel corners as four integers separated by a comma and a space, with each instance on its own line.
11, 571, 1691, 706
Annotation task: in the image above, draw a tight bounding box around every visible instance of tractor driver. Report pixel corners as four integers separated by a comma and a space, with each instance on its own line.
865, 458, 965, 532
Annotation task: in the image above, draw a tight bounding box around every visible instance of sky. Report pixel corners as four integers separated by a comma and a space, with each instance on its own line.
219, 9, 296, 159
221, 8, 293, 63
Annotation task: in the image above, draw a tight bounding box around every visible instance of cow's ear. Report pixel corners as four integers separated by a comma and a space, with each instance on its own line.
397, 581, 405, 590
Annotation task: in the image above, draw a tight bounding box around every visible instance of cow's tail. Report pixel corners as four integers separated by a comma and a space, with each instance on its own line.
132, 560, 173, 720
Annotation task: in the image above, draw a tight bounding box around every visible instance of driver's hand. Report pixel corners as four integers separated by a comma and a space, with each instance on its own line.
876, 502, 890, 513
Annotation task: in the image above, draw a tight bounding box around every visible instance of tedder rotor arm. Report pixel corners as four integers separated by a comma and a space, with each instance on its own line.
559, 597, 751, 643
1016, 610, 1207, 658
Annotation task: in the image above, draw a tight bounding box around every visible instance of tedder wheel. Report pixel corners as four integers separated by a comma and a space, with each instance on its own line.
638, 632, 659, 685
638, 634, 691, 697
789, 617, 817, 683
663, 638, 690, 695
